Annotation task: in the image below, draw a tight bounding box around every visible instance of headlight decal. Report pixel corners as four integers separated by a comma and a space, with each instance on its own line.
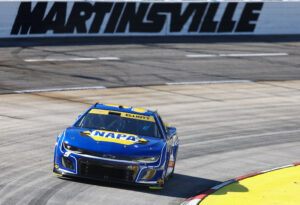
135, 156, 160, 163
141, 169, 157, 180
135, 143, 167, 182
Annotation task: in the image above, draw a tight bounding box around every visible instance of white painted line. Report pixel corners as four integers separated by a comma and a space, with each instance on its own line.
14, 86, 106, 93
261, 164, 293, 173
211, 179, 236, 190
166, 80, 253, 85
186, 53, 289, 58
181, 199, 201, 205
24, 57, 120, 62
97, 57, 120, 60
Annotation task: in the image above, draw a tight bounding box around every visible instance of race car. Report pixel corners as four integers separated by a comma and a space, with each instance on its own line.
53, 103, 179, 188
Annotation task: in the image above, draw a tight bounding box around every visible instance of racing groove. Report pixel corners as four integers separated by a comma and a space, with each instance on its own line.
1, 38, 300, 94
1, 81, 300, 204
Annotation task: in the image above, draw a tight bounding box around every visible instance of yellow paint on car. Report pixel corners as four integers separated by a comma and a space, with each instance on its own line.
53, 172, 63, 177
132, 107, 147, 113
104, 104, 131, 109
149, 186, 163, 190
164, 123, 171, 127
157, 178, 164, 184
200, 165, 300, 205
89, 109, 109, 115
142, 170, 157, 180
91, 135, 137, 145
138, 138, 148, 143
121, 112, 154, 122
104, 104, 119, 108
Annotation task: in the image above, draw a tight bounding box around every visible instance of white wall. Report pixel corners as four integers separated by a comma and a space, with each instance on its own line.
0, 1, 299, 38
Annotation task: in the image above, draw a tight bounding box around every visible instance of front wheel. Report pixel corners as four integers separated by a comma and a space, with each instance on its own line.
167, 146, 178, 178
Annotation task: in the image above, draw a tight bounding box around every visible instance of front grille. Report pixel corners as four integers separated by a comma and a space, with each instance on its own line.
79, 158, 136, 182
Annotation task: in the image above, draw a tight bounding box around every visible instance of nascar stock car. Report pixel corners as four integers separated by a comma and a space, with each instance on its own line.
53, 103, 179, 188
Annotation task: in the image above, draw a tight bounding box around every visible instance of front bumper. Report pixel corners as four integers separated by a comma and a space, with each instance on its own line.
53, 149, 165, 186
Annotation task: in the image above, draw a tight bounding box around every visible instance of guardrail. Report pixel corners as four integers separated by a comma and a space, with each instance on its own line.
1, 1, 300, 38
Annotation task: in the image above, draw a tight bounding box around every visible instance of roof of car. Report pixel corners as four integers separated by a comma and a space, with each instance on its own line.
92, 103, 155, 116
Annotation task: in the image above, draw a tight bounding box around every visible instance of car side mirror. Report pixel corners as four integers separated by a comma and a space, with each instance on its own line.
166, 127, 172, 139
166, 127, 170, 134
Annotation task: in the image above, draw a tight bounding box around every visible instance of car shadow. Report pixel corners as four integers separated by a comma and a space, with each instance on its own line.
150, 173, 220, 198
59, 173, 221, 198
210, 181, 249, 195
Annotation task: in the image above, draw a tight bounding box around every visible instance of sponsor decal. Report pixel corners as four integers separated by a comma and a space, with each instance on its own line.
89, 109, 155, 122
123, 112, 154, 122
11, 2, 263, 35
82, 130, 149, 145
157, 178, 164, 184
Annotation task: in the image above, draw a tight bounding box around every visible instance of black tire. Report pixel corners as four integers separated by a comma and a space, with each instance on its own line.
169, 146, 178, 178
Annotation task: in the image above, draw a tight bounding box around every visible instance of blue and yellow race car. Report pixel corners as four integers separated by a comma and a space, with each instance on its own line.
53, 103, 179, 188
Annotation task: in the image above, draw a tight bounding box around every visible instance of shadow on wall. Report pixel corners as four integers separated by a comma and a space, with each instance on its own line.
1, 35, 300, 47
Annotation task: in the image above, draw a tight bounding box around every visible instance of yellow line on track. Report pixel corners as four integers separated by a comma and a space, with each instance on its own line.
200, 165, 300, 205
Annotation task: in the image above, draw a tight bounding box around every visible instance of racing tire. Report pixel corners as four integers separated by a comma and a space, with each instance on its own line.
169, 146, 178, 178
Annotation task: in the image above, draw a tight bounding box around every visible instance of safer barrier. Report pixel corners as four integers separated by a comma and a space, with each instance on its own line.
1, 1, 300, 38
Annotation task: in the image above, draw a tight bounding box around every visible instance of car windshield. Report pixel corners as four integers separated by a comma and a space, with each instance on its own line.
75, 110, 161, 138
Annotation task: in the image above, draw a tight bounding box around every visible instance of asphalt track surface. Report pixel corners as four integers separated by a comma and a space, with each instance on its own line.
1, 36, 300, 205
1, 36, 300, 94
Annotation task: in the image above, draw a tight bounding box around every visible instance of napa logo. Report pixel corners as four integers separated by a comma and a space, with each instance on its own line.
81, 130, 149, 145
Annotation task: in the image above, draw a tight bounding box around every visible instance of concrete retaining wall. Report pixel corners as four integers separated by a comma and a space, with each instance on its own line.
1, 1, 300, 37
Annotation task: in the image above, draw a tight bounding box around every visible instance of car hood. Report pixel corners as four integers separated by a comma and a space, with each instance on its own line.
62, 127, 165, 157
